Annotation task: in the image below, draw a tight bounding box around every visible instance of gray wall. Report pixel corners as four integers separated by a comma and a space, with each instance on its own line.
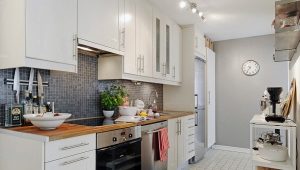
0, 54, 163, 126
214, 34, 289, 148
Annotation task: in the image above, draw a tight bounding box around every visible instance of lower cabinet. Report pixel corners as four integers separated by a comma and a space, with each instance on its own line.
168, 115, 195, 170
0, 133, 96, 170
45, 151, 95, 170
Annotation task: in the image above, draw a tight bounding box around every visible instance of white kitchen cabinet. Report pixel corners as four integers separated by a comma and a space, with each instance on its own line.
98, 0, 182, 85
0, 133, 96, 170
135, 0, 153, 77
78, 0, 123, 55
0, 0, 78, 72
170, 22, 182, 82
168, 115, 195, 170
45, 151, 95, 170
152, 9, 165, 79
195, 28, 206, 58
206, 48, 216, 148
152, 10, 182, 83
123, 0, 138, 75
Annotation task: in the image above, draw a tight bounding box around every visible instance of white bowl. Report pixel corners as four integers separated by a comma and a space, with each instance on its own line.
259, 143, 288, 162
23, 113, 71, 130
103, 110, 114, 118
118, 106, 138, 116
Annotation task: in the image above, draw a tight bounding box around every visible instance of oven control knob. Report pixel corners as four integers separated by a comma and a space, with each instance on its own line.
112, 137, 117, 142
129, 134, 133, 138
122, 137, 127, 142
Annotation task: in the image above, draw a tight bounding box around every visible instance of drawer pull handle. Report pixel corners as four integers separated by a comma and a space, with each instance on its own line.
188, 134, 194, 137
61, 143, 89, 150
188, 126, 194, 129
61, 156, 89, 166
188, 118, 194, 120
188, 142, 194, 145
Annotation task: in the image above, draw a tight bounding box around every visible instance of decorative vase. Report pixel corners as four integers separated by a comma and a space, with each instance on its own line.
103, 110, 114, 118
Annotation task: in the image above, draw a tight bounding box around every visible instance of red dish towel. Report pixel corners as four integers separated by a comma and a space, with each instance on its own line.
158, 127, 169, 161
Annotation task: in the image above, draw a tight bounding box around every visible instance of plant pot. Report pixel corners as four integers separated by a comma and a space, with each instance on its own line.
103, 110, 114, 118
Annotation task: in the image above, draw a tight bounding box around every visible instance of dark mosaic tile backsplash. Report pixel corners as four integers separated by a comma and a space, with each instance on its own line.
0, 54, 163, 126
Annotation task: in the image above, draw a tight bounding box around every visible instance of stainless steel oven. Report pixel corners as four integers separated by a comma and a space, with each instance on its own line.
96, 126, 142, 170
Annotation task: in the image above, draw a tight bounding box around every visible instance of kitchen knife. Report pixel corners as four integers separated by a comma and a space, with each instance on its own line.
28, 68, 34, 93
37, 71, 44, 105
13, 68, 20, 104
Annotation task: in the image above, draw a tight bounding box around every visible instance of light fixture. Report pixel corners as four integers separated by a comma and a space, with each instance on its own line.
191, 3, 197, 13
179, 1, 207, 22
179, 0, 187, 9
198, 11, 203, 17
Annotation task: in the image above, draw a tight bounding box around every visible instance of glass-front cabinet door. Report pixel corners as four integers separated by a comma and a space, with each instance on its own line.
153, 9, 165, 79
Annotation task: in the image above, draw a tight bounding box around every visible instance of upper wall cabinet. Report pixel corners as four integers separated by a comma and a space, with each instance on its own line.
135, 0, 153, 77
78, 0, 123, 55
153, 10, 182, 82
98, 0, 182, 85
123, 0, 138, 75
194, 27, 206, 59
171, 23, 182, 83
0, 0, 78, 72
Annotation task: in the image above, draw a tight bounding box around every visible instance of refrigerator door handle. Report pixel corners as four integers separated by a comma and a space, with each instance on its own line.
195, 111, 199, 126
195, 94, 198, 109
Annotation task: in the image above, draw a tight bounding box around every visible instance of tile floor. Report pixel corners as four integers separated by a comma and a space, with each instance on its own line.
189, 149, 252, 170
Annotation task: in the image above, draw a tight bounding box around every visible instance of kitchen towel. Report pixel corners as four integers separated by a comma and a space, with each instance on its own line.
158, 127, 169, 161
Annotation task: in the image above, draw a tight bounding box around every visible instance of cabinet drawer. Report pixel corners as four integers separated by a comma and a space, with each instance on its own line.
45, 134, 96, 162
45, 150, 95, 170
187, 117, 195, 125
187, 148, 195, 160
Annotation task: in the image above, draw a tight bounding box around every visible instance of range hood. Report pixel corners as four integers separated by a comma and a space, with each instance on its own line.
274, 0, 300, 62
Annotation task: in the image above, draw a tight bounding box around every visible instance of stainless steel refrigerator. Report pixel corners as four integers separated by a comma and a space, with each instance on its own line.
189, 57, 206, 164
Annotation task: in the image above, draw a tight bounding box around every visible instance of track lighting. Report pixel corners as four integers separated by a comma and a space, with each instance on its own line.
178, 1, 206, 22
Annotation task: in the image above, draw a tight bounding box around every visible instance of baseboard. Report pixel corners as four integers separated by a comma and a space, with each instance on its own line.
212, 145, 250, 153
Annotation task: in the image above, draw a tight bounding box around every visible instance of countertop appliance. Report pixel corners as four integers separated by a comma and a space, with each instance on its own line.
141, 121, 168, 170
67, 117, 142, 170
265, 87, 285, 123
189, 57, 206, 164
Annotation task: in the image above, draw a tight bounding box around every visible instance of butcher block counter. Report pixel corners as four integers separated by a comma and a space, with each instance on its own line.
0, 111, 194, 142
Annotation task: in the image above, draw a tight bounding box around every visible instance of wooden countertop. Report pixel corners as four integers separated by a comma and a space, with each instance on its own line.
0, 111, 194, 142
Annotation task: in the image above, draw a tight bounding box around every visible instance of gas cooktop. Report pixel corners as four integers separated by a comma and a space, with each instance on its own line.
66, 117, 117, 126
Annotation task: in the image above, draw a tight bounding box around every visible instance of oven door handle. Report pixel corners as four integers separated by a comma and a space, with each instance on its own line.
97, 138, 142, 151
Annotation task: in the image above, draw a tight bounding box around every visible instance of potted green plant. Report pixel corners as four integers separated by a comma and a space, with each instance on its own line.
100, 85, 127, 118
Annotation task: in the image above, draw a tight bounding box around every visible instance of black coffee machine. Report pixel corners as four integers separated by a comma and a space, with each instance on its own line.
265, 87, 285, 123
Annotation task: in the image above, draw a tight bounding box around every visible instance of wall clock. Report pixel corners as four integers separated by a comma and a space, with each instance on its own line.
242, 60, 260, 76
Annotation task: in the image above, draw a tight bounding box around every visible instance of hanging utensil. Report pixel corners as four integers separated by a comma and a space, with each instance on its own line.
28, 68, 34, 93
13, 68, 20, 104
37, 71, 44, 105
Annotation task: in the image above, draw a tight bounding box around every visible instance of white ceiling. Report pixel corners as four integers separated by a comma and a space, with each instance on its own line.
149, 0, 276, 41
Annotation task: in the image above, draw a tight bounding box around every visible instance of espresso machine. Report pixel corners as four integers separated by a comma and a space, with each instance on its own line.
265, 87, 285, 123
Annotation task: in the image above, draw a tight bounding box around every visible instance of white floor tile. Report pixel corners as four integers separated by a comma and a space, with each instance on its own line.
188, 149, 252, 170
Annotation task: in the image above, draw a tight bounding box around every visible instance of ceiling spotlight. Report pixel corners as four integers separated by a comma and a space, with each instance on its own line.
179, 1, 187, 9
191, 3, 197, 13
192, 8, 197, 13
198, 11, 203, 17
